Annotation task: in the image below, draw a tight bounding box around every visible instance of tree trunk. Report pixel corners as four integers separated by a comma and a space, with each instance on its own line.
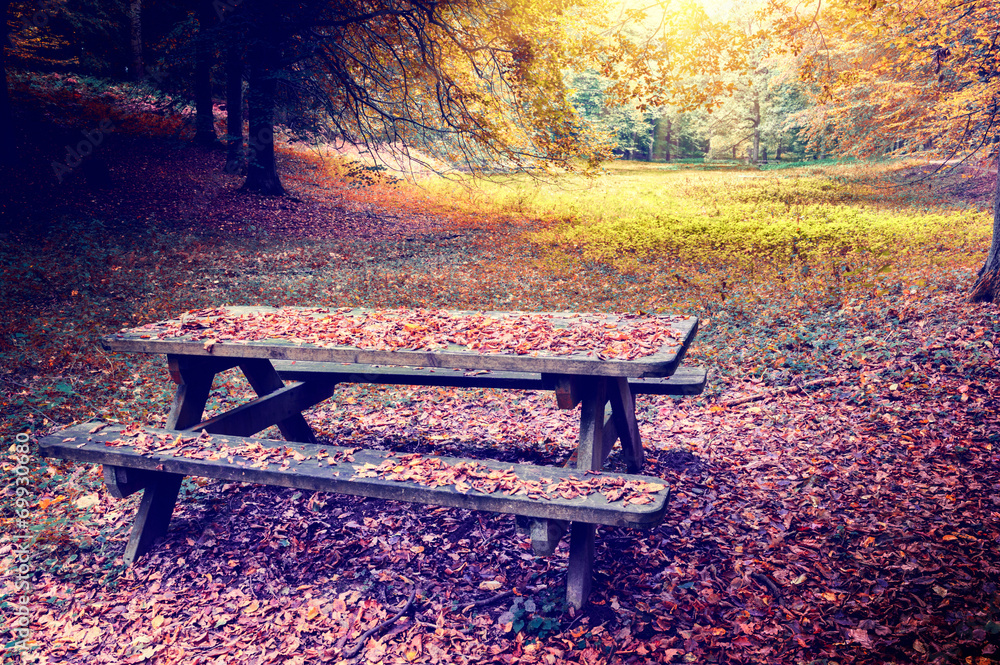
751, 94, 761, 163
970, 154, 1000, 302
224, 42, 244, 174
194, 0, 217, 146
129, 0, 144, 80
0, 0, 14, 166
243, 1, 284, 196
664, 118, 671, 163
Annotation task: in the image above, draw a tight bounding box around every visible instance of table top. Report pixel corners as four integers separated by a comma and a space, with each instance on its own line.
102, 306, 699, 378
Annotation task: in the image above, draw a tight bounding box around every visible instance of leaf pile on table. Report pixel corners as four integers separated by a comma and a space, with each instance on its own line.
121, 307, 688, 360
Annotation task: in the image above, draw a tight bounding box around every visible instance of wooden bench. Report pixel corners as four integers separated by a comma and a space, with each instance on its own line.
38, 423, 670, 590
271, 360, 708, 397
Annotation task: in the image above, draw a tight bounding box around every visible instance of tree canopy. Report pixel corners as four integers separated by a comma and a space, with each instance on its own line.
765, 0, 1000, 299
284, 0, 614, 176
767, 0, 1000, 159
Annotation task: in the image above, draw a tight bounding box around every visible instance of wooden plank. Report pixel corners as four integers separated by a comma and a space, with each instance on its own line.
548, 374, 583, 410
166, 356, 241, 386
273, 361, 551, 390
101, 307, 700, 379
38, 424, 670, 529
238, 359, 316, 443
104, 465, 156, 499
193, 380, 335, 438
627, 366, 707, 395
271, 361, 706, 396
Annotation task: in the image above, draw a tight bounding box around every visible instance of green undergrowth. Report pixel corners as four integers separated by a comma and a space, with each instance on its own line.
421, 162, 988, 304
758, 157, 853, 170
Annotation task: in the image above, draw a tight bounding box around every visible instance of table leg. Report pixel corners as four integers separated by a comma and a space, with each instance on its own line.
576, 378, 608, 471
165, 355, 231, 430
608, 377, 643, 473
238, 359, 317, 443
566, 522, 596, 609
565, 377, 608, 608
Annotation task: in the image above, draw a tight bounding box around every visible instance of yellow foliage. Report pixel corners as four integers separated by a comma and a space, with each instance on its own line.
766, 0, 1000, 162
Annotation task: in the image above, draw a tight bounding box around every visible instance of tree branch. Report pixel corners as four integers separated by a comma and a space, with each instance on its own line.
721, 376, 843, 408
343, 587, 418, 659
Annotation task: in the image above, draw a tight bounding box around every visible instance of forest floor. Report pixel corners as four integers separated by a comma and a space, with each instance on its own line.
3, 78, 1000, 665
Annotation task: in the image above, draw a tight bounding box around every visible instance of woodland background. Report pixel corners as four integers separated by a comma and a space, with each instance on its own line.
3, 1, 1000, 664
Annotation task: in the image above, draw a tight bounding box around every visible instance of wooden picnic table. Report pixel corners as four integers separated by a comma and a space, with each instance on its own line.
39, 306, 702, 608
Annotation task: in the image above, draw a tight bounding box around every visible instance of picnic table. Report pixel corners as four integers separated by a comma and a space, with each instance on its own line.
39, 306, 703, 608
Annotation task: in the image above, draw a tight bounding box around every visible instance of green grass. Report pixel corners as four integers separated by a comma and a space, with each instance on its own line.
420, 161, 990, 309
758, 157, 854, 170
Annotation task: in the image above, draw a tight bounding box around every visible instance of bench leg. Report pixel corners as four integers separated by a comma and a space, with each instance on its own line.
104, 465, 155, 499
566, 522, 596, 609
122, 472, 184, 565
239, 359, 317, 443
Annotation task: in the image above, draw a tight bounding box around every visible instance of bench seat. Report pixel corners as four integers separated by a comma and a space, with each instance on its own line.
39, 423, 670, 563
272, 360, 707, 396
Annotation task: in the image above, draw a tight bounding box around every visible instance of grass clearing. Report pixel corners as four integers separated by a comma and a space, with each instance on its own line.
421, 161, 989, 310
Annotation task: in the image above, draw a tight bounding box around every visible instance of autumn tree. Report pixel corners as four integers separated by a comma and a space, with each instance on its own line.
206, 0, 618, 195
192, 0, 217, 146
766, 0, 1000, 300
267, 0, 758, 187
2, 0, 129, 163
572, 0, 760, 163
705, 56, 811, 162
569, 72, 708, 161
599, 0, 752, 115
1, 0, 14, 166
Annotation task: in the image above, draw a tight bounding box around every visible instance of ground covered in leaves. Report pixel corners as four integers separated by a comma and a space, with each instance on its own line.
3, 78, 1000, 665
